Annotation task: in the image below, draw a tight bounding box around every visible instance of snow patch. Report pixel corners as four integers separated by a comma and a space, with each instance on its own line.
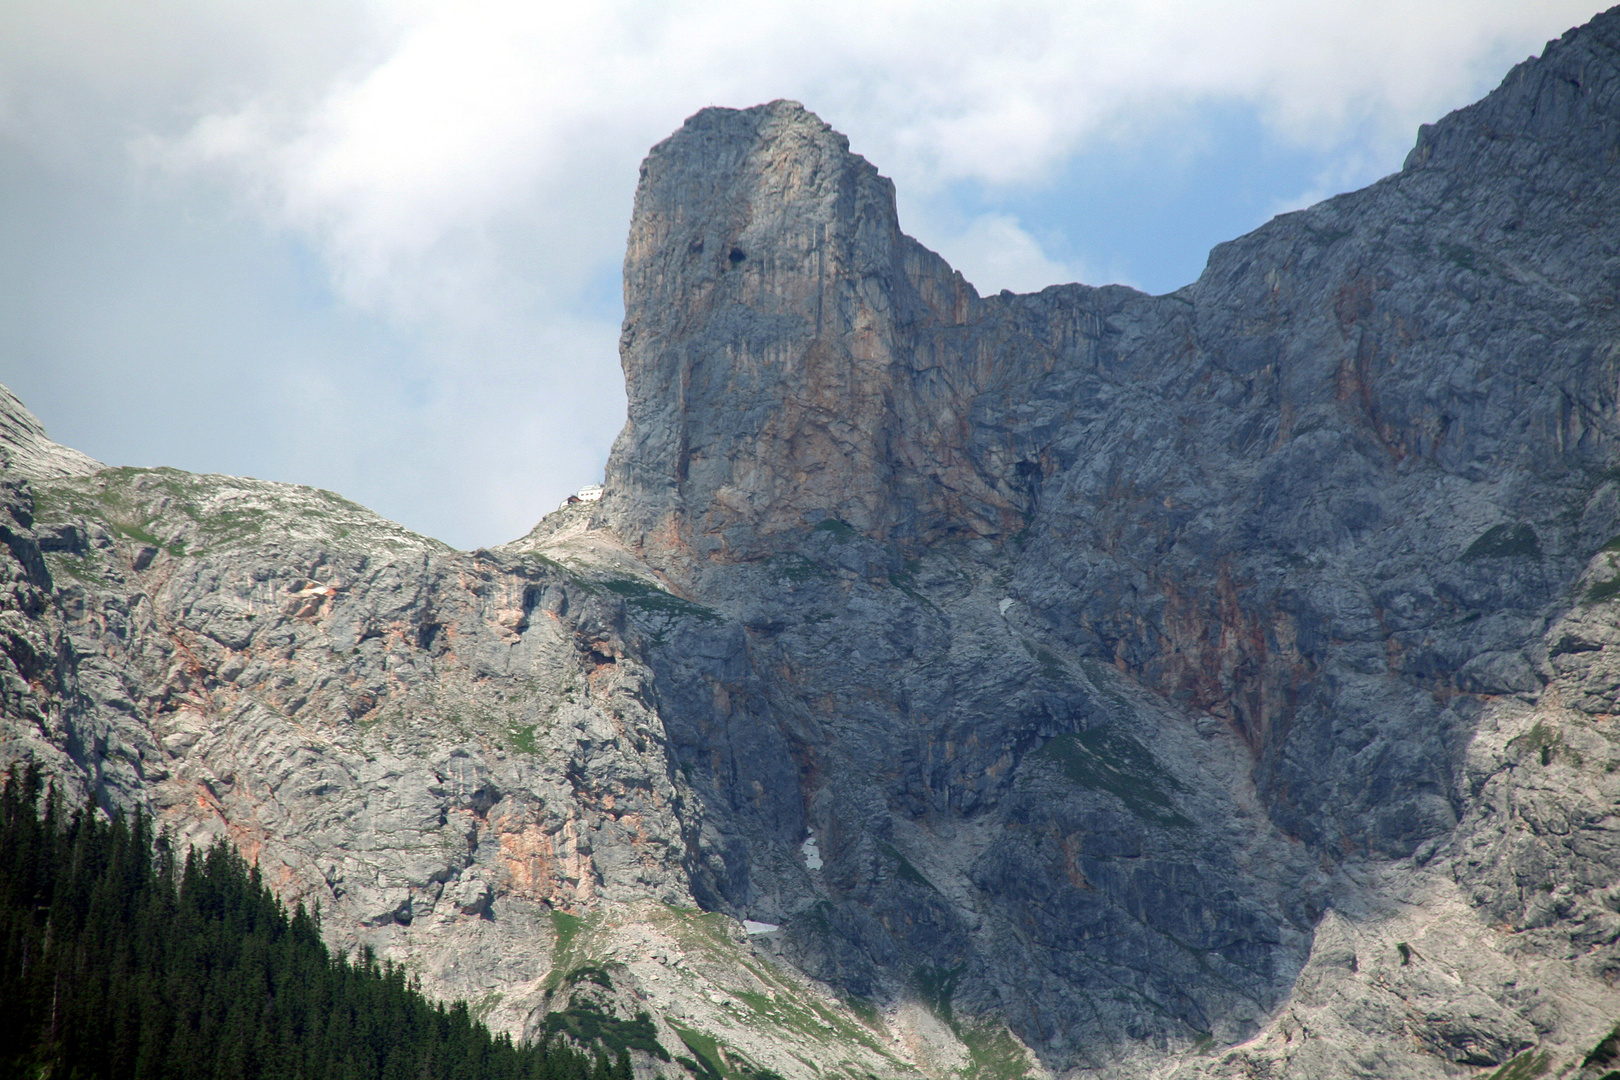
802, 831, 824, 871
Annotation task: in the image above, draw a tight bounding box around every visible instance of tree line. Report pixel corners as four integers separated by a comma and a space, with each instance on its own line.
0, 765, 634, 1080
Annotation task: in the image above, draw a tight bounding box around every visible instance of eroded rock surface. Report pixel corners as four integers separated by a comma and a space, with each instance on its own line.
10, 8, 1620, 1080
592, 8, 1620, 1075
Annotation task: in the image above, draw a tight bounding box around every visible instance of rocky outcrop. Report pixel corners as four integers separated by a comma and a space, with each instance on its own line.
0, 410, 940, 1079
0, 383, 102, 481
588, 6, 1620, 1075
12, 8, 1620, 1080
603, 101, 1025, 556
604, 21, 1620, 854
0, 452, 706, 1040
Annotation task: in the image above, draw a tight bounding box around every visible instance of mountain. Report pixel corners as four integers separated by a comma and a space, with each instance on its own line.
8, 8, 1620, 1079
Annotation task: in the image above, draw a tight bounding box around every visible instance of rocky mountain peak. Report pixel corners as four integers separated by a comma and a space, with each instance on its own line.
16, 9, 1620, 1080
603, 8, 1620, 576
602, 99, 1034, 560
0, 384, 102, 481
1403, 6, 1620, 179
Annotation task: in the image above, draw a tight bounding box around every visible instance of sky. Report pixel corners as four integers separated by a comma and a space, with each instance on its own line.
0, 0, 1604, 549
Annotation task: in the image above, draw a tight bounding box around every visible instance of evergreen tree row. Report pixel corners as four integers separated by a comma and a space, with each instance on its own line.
0, 765, 633, 1080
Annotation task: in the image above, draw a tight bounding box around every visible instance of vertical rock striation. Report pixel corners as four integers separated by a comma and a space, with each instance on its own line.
586, 7, 1620, 1076
601, 12, 1620, 858
604, 101, 1031, 556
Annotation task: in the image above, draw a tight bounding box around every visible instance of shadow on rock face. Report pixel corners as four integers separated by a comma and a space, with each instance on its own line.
591, 11, 1620, 1069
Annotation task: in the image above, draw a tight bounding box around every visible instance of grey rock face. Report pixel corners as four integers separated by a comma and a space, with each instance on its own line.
12, 9, 1620, 1080
588, 6, 1620, 1076
1, 450, 706, 1040
0, 383, 102, 481
603, 101, 1017, 556
0, 409, 936, 1080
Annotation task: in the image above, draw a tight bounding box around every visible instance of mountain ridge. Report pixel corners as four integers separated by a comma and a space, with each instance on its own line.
8, 7, 1620, 1079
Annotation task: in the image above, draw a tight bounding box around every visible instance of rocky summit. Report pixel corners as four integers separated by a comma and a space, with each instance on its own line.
10, 8, 1620, 1079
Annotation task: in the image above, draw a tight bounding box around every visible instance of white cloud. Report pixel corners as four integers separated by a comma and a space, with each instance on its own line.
0, 0, 1604, 545
920, 212, 1107, 296
155, 0, 1601, 316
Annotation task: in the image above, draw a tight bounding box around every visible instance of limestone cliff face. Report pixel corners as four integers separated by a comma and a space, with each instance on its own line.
12, 9, 1620, 1080
604, 101, 1029, 556
0, 461, 704, 1036
585, 7, 1620, 1075
0, 383, 102, 480
601, 16, 1620, 858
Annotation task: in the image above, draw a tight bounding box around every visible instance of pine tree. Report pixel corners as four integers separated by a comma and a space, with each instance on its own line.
0, 765, 592, 1080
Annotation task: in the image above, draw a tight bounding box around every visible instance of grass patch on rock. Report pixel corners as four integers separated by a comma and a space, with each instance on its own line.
912, 964, 963, 1026
1029, 645, 1067, 681
1036, 728, 1192, 828
33, 466, 438, 558
911, 965, 1034, 1080
812, 518, 858, 542
960, 1023, 1034, 1080
541, 1002, 671, 1062
772, 554, 832, 584
668, 1022, 784, 1080
551, 909, 587, 956
604, 578, 721, 644
1583, 1023, 1620, 1076
1462, 523, 1540, 561
1510, 721, 1562, 766
1489, 1048, 1551, 1080
878, 842, 938, 892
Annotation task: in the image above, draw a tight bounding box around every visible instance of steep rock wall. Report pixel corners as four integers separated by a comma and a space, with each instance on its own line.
603, 101, 1029, 555
583, 7, 1620, 1075
599, 11, 1620, 859
9, 9, 1620, 1080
